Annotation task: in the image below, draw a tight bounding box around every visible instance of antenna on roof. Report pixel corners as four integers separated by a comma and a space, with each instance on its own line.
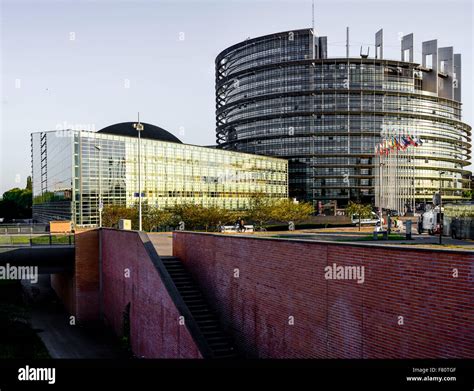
346, 27, 350, 58
360, 46, 370, 58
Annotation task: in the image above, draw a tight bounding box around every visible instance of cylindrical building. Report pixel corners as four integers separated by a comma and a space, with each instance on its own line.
215, 28, 471, 211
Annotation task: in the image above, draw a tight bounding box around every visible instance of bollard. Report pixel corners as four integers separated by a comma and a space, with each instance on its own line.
406, 220, 412, 240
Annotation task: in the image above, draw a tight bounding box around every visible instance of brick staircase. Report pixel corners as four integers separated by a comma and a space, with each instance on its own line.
161, 256, 237, 359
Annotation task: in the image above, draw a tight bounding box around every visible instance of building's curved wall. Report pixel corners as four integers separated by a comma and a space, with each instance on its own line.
216, 29, 471, 206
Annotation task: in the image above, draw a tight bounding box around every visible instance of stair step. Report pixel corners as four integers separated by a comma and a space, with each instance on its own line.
206, 335, 232, 341
174, 284, 198, 289
185, 299, 208, 305
195, 319, 219, 325
193, 315, 215, 320
180, 292, 203, 297
191, 309, 214, 316
187, 304, 208, 309
180, 291, 202, 296
175, 285, 199, 289
183, 299, 206, 304
208, 341, 232, 348
170, 277, 191, 281
212, 355, 237, 359
160, 256, 238, 357
211, 348, 235, 355
200, 326, 221, 332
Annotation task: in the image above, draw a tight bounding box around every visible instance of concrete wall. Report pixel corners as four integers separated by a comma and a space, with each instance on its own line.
101, 229, 202, 358
173, 232, 474, 358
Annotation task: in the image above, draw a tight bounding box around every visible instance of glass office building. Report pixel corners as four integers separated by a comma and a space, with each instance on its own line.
215, 29, 471, 209
31, 123, 288, 226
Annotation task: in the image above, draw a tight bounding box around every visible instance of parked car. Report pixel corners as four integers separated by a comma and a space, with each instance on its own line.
351, 212, 381, 225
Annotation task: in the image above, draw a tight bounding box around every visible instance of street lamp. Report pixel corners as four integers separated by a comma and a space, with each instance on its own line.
133, 114, 144, 231
379, 162, 385, 217
94, 145, 103, 228
439, 171, 446, 245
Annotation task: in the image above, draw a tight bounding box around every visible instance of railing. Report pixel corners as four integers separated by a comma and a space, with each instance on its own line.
0, 234, 75, 247
0, 224, 48, 235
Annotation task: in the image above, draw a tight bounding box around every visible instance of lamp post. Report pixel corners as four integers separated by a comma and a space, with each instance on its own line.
379, 162, 385, 218
133, 114, 144, 231
439, 171, 446, 245
94, 145, 102, 228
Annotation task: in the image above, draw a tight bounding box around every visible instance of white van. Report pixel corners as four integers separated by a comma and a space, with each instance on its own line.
351, 212, 381, 225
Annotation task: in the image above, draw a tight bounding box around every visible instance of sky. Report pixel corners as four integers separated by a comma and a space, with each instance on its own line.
0, 0, 472, 193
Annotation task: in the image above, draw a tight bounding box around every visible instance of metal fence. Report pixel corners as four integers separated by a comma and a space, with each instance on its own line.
0, 234, 74, 246
0, 224, 49, 235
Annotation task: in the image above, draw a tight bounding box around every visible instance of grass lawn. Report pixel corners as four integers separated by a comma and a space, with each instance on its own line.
0, 280, 50, 359
0, 235, 73, 245
335, 234, 406, 242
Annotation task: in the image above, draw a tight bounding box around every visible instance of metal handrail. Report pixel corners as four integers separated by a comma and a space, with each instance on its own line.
0, 234, 75, 247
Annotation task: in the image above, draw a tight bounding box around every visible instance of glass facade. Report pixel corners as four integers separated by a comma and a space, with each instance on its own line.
32, 129, 288, 226
215, 29, 471, 208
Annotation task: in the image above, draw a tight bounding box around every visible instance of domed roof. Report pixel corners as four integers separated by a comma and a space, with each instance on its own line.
98, 122, 182, 143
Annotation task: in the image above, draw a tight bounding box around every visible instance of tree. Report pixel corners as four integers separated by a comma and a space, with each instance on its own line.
462, 190, 473, 200
345, 201, 373, 231
167, 204, 235, 232
102, 205, 137, 229
26, 176, 32, 191
143, 207, 174, 232
245, 194, 276, 230
0, 179, 33, 221
270, 199, 314, 227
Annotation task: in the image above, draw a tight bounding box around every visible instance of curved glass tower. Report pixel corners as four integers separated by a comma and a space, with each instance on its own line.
215, 28, 471, 210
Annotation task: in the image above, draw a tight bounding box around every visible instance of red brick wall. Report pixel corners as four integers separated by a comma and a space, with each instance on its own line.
74, 230, 100, 323
50, 229, 100, 323
101, 229, 202, 358
50, 272, 75, 315
173, 232, 474, 359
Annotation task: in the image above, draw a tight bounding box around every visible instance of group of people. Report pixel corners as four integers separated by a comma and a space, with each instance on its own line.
235, 218, 246, 232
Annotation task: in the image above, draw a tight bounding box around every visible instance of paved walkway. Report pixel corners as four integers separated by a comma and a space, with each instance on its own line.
147, 232, 173, 256
261, 231, 474, 249
146, 230, 474, 251
24, 276, 125, 359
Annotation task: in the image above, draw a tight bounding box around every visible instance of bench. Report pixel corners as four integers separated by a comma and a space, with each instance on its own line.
221, 225, 254, 233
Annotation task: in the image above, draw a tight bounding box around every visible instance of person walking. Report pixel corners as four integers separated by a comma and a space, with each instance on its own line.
239, 218, 246, 232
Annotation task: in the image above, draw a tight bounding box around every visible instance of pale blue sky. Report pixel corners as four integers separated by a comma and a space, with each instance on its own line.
1, 0, 472, 193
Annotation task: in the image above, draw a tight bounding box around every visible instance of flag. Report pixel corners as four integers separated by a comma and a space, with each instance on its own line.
406, 135, 417, 146
392, 137, 399, 150
411, 136, 423, 146
400, 136, 410, 150
402, 136, 411, 149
